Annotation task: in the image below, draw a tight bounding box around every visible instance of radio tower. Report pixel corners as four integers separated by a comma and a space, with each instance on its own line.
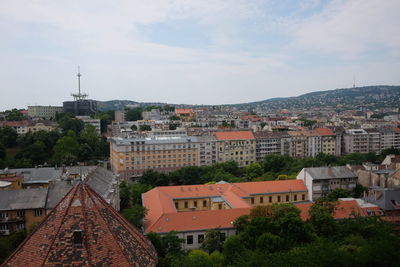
72, 66, 88, 101
353, 75, 356, 88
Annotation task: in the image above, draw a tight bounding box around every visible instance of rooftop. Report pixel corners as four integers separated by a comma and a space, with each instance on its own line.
215, 131, 255, 140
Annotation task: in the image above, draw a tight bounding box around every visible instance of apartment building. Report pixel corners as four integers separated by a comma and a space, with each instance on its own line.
142, 180, 308, 250
343, 129, 383, 154
27, 105, 63, 120
0, 188, 47, 235
196, 135, 217, 166
109, 136, 200, 179
297, 166, 357, 201
215, 131, 256, 167
288, 131, 307, 158
378, 127, 400, 151
175, 109, 196, 122
254, 131, 291, 161
315, 128, 336, 155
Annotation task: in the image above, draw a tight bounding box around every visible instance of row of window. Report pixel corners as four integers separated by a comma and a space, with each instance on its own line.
250, 194, 306, 204
186, 232, 226, 245
0, 209, 42, 218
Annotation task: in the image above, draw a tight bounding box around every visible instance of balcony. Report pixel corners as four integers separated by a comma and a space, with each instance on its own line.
0, 229, 10, 235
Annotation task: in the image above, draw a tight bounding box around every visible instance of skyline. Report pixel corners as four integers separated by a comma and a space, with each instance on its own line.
1, 0, 400, 110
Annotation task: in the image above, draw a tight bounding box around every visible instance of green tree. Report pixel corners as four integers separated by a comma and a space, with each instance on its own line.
245, 162, 263, 179
126, 107, 143, 121
122, 204, 147, 228
309, 200, 336, 237
4, 109, 26, 121
0, 143, 5, 158
326, 188, 351, 201
58, 114, 84, 134
139, 124, 152, 131
0, 127, 18, 147
131, 124, 138, 131
52, 131, 81, 165
201, 228, 226, 253
169, 115, 180, 121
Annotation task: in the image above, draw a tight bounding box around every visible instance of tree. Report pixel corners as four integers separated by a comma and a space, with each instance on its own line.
4, 109, 26, 121
260, 122, 267, 129
16, 141, 48, 165
126, 107, 143, 121
169, 115, 180, 121
309, 200, 336, 237
122, 204, 147, 228
58, 114, 84, 134
245, 162, 263, 179
0, 127, 18, 147
0, 143, 5, 159
169, 123, 179, 130
52, 131, 81, 165
139, 124, 152, 131
262, 154, 292, 173
326, 188, 351, 201
200, 228, 226, 253
131, 124, 138, 131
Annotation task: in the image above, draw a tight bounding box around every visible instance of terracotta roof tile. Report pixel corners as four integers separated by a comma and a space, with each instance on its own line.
215, 131, 255, 140
3, 183, 157, 267
175, 109, 194, 114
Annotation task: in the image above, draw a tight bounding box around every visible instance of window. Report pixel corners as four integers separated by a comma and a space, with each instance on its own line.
203, 200, 207, 207
187, 235, 193, 245
277, 196, 281, 202
17, 223, 25, 230
294, 195, 297, 201
260, 196, 264, 204
34, 209, 43, 217
175, 202, 179, 209
0, 212, 8, 219
269, 196, 272, 203
73, 230, 84, 246
17, 210, 25, 217
184, 201, 188, 209
0, 224, 9, 230
286, 195, 289, 202
220, 232, 226, 241
251, 197, 254, 204
302, 194, 305, 201
218, 204, 222, 210
198, 234, 205, 244
194, 201, 197, 208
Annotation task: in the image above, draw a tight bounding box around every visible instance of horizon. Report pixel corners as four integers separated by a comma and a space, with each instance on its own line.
1, 0, 399, 110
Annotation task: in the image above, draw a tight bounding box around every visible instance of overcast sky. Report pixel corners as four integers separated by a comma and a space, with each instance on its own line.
0, 0, 399, 110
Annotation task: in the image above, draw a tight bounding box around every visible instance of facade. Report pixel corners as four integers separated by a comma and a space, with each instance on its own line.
77, 116, 101, 135
254, 131, 291, 161
2, 183, 158, 266
196, 135, 217, 166
297, 166, 358, 201
378, 127, 400, 151
215, 131, 256, 167
27, 105, 63, 120
142, 180, 309, 250
175, 108, 196, 122
63, 99, 97, 116
109, 136, 200, 179
0, 188, 47, 235
315, 128, 336, 155
114, 110, 126, 122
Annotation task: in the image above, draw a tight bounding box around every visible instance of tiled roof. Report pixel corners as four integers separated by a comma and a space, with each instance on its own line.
0, 188, 47, 211
296, 199, 375, 220
143, 180, 307, 233
304, 166, 356, 179
215, 131, 255, 140
175, 109, 194, 114
3, 183, 157, 267
314, 128, 335, 136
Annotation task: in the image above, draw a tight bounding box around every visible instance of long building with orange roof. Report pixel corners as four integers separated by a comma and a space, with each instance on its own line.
142, 179, 309, 250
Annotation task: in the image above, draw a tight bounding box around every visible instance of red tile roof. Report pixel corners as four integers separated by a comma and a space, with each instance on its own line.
175, 109, 194, 114
215, 131, 255, 140
315, 128, 335, 136
3, 183, 157, 267
143, 180, 307, 233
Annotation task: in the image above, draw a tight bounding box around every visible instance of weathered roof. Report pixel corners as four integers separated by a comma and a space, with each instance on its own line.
305, 166, 356, 179
365, 188, 400, 211
0, 188, 47, 211
314, 128, 335, 136
3, 183, 158, 267
254, 131, 289, 139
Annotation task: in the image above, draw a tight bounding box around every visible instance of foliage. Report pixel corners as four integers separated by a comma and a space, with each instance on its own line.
200, 228, 226, 253
121, 205, 147, 228
3, 109, 26, 121
57, 113, 84, 134
245, 162, 263, 179
169, 115, 180, 121
131, 124, 138, 131
326, 188, 351, 201
0, 127, 18, 147
139, 124, 152, 131
126, 107, 143, 121
0, 230, 26, 264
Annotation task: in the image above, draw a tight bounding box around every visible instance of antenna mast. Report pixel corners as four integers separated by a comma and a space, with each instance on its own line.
71, 66, 88, 101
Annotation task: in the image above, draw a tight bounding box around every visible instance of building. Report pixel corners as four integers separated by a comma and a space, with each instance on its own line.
142, 180, 308, 250
27, 105, 63, 120
196, 135, 217, 166
109, 136, 200, 179
63, 99, 97, 116
114, 110, 127, 122
77, 116, 101, 135
314, 128, 336, 155
2, 183, 158, 266
0, 188, 47, 235
254, 131, 291, 161
296, 166, 357, 201
175, 109, 196, 122
378, 127, 400, 151
342, 129, 382, 154
215, 131, 256, 167
143, 109, 161, 121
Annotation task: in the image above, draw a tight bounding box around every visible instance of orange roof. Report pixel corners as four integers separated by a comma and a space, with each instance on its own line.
148, 208, 251, 233
175, 108, 194, 114
394, 128, 400, 134
215, 131, 255, 140
315, 128, 335, 136
296, 200, 371, 220
143, 180, 307, 233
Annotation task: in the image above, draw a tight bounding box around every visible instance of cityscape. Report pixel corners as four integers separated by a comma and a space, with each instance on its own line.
1, 1, 400, 266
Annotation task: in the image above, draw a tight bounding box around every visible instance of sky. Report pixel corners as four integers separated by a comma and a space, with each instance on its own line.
0, 0, 399, 110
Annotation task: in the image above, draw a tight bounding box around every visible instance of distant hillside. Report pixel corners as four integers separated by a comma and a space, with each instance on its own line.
234, 85, 400, 110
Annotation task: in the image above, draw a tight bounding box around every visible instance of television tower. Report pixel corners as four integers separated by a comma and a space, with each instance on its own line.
72, 66, 88, 101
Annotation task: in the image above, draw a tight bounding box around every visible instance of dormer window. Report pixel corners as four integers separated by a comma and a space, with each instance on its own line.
73, 230, 84, 247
